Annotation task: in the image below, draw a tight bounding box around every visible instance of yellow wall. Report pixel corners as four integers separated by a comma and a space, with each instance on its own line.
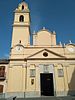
67, 65, 75, 91
7, 65, 26, 92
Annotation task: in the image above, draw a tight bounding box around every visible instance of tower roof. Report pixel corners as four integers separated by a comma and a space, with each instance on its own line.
15, 0, 29, 12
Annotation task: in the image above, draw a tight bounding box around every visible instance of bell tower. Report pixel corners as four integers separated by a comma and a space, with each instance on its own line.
11, 1, 30, 47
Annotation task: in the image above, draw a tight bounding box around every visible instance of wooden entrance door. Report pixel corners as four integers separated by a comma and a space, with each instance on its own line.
0, 85, 3, 93
40, 73, 54, 96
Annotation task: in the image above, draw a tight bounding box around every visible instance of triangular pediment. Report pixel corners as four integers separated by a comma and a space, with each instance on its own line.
27, 49, 65, 59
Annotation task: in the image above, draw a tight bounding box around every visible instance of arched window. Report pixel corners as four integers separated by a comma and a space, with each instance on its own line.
19, 40, 21, 43
22, 5, 24, 10
19, 15, 24, 22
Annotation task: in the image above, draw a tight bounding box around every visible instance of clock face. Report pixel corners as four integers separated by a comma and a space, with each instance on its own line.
67, 47, 75, 52
16, 46, 23, 51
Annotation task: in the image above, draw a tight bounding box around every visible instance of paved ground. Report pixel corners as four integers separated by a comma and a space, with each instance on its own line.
16, 96, 75, 100
0, 96, 75, 100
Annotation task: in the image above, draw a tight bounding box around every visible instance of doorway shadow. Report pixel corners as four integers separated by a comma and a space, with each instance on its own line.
68, 69, 75, 96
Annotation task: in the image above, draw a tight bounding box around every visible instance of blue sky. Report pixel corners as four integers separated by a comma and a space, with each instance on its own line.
0, 0, 75, 58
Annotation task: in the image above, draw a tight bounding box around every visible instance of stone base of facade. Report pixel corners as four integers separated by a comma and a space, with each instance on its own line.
25, 91, 40, 98
4, 90, 75, 98
5, 91, 40, 98
0, 93, 5, 98
56, 91, 67, 96
5, 92, 25, 98
56, 90, 75, 96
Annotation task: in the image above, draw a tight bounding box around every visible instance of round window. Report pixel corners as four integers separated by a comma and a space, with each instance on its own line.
43, 52, 48, 57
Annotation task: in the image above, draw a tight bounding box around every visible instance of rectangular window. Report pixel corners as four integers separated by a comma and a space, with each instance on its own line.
58, 69, 64, 77
0, 66, 5, 80
30, 69, 36, 77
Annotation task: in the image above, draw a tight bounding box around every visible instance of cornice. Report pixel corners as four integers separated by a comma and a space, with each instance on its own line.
0, 59, 9, 64
5, 58, 75, 61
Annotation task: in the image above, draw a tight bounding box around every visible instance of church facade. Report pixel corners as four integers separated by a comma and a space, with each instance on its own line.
0, 1, 75, 98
